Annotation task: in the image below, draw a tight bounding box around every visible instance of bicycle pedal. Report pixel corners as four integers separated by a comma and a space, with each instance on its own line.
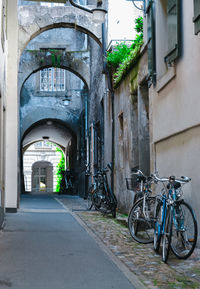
188, 238, 195, 242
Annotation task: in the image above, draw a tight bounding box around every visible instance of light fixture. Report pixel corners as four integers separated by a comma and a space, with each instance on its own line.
62, 95, 71, 106
68, 0, 107, 24
46, 120, 53, 125
125, 0, 145, 13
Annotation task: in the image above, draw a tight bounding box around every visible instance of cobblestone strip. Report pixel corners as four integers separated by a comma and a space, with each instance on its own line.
75, 210, 200, 289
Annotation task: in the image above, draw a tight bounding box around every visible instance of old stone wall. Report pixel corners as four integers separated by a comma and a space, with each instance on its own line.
112, 48, 149, 213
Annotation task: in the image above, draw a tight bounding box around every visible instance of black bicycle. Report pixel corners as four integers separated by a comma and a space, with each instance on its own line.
87, 164, 117, 218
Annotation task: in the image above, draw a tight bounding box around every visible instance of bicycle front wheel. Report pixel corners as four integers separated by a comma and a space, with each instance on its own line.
92, 189, 103, 211
87, 186, 93, 210
162, 207, 172, 263
128, 196, 156, 244
171, 201, 197, 259
154, 201, 162, 253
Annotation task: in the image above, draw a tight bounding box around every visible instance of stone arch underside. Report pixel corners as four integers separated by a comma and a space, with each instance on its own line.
21, 107, 81, 139
18, 6, 102, 55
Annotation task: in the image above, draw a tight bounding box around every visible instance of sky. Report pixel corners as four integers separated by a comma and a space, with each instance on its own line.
107, 0, 143, 45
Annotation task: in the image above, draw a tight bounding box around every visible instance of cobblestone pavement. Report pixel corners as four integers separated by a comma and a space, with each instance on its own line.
58, 196, 200, 289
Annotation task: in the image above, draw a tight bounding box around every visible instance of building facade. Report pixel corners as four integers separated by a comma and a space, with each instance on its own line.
145, 0, 200, 241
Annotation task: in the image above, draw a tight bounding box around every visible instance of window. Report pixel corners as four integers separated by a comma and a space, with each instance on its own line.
164, 0, 181, 64
41, 2, 65, 7
74, 0, 87, 5
146, 0, 156, 85
40, 68, 65, 92
193, 0, 200, 34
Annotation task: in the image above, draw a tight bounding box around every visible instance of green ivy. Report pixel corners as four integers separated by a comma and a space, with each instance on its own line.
55, 147, 65, 193
106, 16, 143, 87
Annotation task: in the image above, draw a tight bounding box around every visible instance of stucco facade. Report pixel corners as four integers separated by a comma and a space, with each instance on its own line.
146, 0, 200, 242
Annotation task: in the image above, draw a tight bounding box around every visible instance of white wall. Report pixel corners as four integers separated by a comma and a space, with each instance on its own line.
23, 143, 62, 192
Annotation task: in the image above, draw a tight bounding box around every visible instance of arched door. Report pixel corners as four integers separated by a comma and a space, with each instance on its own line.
32, 161, 53, 194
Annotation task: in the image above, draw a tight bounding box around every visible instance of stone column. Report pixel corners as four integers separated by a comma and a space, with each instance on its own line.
5, 0, 18, 211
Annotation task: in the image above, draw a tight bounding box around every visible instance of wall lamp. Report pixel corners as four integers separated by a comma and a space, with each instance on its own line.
125, 0, 146, 13
62, 95, 71, 106
68, 0, 107, 23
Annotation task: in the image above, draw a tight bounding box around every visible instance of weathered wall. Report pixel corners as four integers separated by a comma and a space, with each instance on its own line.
18, 5, 103, 56
113, 48, 149, 213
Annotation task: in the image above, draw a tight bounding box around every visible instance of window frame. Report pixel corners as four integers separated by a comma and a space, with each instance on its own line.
164, 0, 181, 64
146, 0, 156, 86
193, 0, 200, 35
40, 67, 66, 92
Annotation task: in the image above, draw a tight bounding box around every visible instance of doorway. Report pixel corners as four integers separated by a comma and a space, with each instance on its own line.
32, 161, 53, 193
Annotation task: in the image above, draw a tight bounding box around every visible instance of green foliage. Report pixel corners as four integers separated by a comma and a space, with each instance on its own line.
107, 43, 131, 69
106, 17, 144, 86
135, 16, 143, 33
55, 147, 65, 192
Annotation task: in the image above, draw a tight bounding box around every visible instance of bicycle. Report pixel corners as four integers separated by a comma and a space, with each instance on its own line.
153, 174, 197, 263
87, 172, 102, 210
127, 169, 156, 244
88, 163, 117, 218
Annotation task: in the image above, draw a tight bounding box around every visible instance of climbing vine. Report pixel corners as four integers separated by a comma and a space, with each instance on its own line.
26, 48, 62, 67
106, 16, 143, 87
55, 147, 65, 193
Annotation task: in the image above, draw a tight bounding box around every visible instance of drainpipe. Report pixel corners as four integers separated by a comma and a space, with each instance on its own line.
101, 19, 115, 195
84, 91, 89, 198
108, 73, 115, 196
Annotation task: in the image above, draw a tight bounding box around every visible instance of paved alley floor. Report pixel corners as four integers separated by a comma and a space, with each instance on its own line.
0, 194, 137, 289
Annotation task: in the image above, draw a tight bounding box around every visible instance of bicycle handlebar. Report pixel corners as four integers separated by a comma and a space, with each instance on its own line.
131, 168, 147, 178
151, 173, 191, 184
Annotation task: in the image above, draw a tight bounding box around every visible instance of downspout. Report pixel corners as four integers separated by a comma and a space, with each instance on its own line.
102, 22, 115, 195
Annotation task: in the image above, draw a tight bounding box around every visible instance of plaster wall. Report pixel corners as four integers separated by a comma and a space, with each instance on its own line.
150, 0, 200, 242
0, 0, 6, 223
155, 126, 200, 242
152, 1, 200, 142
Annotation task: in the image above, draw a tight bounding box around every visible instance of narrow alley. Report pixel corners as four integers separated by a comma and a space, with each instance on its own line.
0, 195, 137, 289
0, 0, 200, 288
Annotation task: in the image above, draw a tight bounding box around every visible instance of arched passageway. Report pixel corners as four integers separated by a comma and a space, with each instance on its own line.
21, 119, 77, 197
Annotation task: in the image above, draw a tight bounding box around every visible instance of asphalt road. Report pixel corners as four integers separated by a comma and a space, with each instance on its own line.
0, 194, 137, 289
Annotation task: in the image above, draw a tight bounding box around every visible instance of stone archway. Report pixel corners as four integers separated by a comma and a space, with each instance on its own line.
19, 57, 90, 96
32, 161, 53, 194
18, 5, 102, 56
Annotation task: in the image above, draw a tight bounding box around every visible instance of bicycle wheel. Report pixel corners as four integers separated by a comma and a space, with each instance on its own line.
170, 201, 197, 259
87, 186, 93, 210
154, 201, 162, 253
162, 207, 172, 263
92, 189, 103, 211
128, 196, 156, 244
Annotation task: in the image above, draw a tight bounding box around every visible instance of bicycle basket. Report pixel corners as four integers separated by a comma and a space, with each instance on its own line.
125, 178, 140, 191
